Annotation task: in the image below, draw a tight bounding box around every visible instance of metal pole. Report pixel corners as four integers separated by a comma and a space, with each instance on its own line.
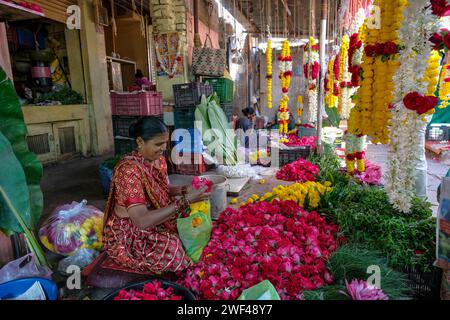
316, 0, 328, 155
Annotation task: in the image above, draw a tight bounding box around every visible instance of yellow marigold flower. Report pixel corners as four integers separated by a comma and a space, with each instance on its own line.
230, 198, 238, 205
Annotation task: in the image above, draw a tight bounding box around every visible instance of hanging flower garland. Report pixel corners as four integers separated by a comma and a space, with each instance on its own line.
423, 50, 442, 98
278, 40, 293, 143
338, 35, 350, 116
348, 0, 406, 144
296, 95, 304, 125
267, 39, 273, 109
438, 63, 450, 109
154, 36, 183, 79
303, 37, 319, 124
325, 57, 338, 108
386, 0, 440, 213
348, 33, 363, 88
344, 131, 367, 174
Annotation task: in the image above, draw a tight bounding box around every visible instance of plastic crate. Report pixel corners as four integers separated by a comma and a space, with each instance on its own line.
111, 91, 163, 116
173, 128, 203, 153
276, 146, 312, 167
114, 137, 137, 155
173, 82, 213, 108
204, 78, 234, 103
404, 266, 443, 300
175, 153, 207, 175
112, 115, 163, 137
220, 102, 234, 122
174, 106, 197, 129
98, 164, 113, 195
426, 125, 450, 142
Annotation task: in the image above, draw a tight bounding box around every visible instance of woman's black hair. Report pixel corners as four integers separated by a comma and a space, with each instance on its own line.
242, 107, 255, 117
135, 69, 144, 78
129, 116, 168, 141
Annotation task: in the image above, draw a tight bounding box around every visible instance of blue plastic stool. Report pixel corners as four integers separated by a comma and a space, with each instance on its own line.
0, 277, 58, 300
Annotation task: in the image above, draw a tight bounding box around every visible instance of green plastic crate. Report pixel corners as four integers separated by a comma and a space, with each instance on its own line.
174, 106, 197, 129
114, 137, 137, 155
203, 78, 234, 103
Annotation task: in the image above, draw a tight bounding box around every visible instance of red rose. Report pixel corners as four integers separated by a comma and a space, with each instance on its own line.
375, 43, 385, 56
431, 0, 450, 17
311, 62, 319, 79
430, 32, 444, 50
312, 44, 319, 51
364, 44, 377, 57
403, 92, 423, 111
417, 96, 438, 115
444, 32, 450, 50
384, 41, 398, 55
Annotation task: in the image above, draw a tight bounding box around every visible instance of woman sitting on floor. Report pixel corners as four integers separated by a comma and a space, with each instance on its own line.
102, 116, 209, 275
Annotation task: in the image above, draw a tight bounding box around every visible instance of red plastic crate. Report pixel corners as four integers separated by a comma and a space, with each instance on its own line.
111, 91, 163, 116
174, 153, 206, 175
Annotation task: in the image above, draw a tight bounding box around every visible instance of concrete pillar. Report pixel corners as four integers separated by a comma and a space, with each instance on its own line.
77, 0, 114, 155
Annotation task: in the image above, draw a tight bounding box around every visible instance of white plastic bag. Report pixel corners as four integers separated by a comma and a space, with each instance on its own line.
0, 253, 52, 285
38, 200, 104, 256
57, 249, 99, 275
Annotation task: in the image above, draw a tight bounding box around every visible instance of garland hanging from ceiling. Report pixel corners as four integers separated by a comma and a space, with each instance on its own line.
303, 37, 319, 124
278, 40, 293, 143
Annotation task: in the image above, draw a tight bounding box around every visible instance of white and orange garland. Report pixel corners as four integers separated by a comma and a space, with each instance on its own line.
266, 39, 273, 109
278, 40, 293, 143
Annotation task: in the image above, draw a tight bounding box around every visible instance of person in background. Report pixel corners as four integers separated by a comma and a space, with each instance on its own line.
237, 107, 256, 132
135, 69, 152, 89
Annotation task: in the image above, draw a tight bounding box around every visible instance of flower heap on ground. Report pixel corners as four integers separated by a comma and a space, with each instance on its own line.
114, 281, 183, 300
278, 40, 293, 143
338, 35, 353, 119
179, 199, 340, 300
344, 131, 367, 173
303, 37, 320, 124
348, 0, 406, 144
267, 39, 273, 110
284, 134, 317, 150
276, 159, 319, 183
386, 0, 440, 213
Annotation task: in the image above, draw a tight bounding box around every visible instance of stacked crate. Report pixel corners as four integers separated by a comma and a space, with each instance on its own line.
110, 91, 163, 155
172, 83, 213, 175
203, 78, 234, 121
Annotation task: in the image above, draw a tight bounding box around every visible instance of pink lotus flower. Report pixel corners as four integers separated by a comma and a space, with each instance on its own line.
342, 279, 389, 300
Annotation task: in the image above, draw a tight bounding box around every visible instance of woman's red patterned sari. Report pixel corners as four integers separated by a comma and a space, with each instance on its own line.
102, 151, 192, 275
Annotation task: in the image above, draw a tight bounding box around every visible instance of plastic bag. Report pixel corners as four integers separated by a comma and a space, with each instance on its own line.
57, 249, 99, 275
0, 253, 52, 285
38, 200, 104, 256
237, 280, 281, 300
177, 201, 212, 263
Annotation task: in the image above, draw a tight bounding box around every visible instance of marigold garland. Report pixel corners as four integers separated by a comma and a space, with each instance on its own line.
438, 63, 450, 109
278, 40, 292, 142
338, 35, 350, 115
267, 39, 273, 109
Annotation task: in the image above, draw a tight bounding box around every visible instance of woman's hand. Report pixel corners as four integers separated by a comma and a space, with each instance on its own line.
186, 186, 211, 203
169, 185, 187, 197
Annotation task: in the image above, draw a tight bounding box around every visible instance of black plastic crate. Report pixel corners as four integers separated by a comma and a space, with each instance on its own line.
220, 102, 234, 122
276, 146, 312, 167
173, 82, 213, 108
404, 266, 443, 300
426, 125, 450, 142
174, 106, 197, 129
112, 115, 164, 138
114, 137, 137, 155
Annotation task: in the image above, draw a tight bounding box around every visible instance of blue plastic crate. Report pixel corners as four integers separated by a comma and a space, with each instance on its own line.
99, 164, 113, 195
172, 128, 203, 153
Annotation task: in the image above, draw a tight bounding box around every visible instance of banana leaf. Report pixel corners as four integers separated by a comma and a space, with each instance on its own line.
0, 67, 43, 234
325, 106, 341, 128
207, 107, 237, 165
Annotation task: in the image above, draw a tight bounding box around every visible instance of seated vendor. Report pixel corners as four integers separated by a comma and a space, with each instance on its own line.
135, 69, 152, 89
102, 116, 208, 274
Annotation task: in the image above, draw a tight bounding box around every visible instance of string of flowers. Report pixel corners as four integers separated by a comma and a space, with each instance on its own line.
348, 0, 406, 145
303, 37, 319, 124
386, 0, 440, 213
296, 96, 303, 125
267, 39, 273, 109
325, 57, 338, 109
278, 40, 293, 143
154, 37, 182, 79
438, 63, 450, 109
344, 131, 367, 174
348, 32, 363, 88
338, 35, 350, 116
